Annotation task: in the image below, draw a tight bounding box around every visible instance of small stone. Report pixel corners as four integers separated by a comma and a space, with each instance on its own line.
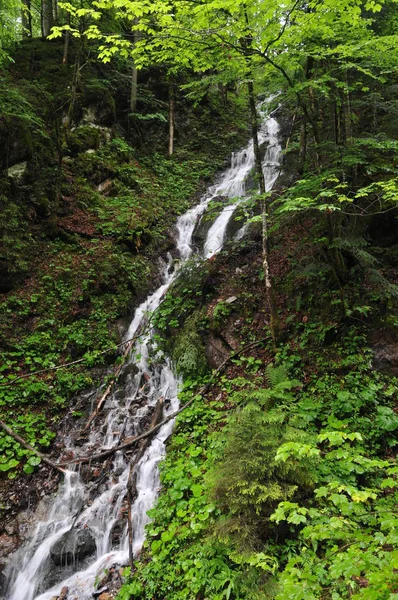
5, 521, 17, 536
59, 586, 69, 599
97, 179, 113, 195
225, 296, 237, 304
7, 161, 27, 181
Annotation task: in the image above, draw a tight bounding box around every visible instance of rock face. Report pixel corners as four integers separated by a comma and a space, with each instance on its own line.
372, 331, 398, 376
50, 529, 96, 566
192, 196, 228, 248
0, 533, 18, 559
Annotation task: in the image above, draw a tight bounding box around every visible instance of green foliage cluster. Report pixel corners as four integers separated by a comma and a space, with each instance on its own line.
118, 324, 398, 599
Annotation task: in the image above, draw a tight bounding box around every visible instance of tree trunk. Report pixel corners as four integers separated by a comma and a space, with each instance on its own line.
129, 22, 140, 114
62, 12, 70, 65
247, 79, 280, 346
41, 0, 54, 38
343, 70, 352, 144
22, 0, 32, 38
247, 80, 265, 194
168, 81, 175, 157
298, 119, 307, 174
130, 67, 138, 113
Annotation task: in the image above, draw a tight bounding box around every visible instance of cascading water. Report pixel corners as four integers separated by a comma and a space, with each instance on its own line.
3, 98, 281, 600
203, 102, 282, 257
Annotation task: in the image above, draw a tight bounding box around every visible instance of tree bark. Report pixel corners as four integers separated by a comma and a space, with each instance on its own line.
41, 0, 54, 38
130, 22, 140, 113
168, 80, 175, 157
62, 12, 70, 65
343, 70, 352, 145
130, 67, 138, 113
298, 119, 307, 175
247, 79, 280, 346
22, 0, 32, 38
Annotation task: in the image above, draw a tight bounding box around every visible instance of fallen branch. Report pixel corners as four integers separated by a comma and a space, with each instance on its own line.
83, 320, 149, 431
0, 419, 66, 475
56, 337, 268, 468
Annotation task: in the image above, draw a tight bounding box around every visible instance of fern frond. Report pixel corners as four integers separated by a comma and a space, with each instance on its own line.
333, 237, 380, 268
265, 363, 289, 389
368, 269, 398, 299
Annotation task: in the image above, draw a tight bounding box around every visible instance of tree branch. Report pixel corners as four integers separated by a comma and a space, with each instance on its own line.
56, 337, 268, 467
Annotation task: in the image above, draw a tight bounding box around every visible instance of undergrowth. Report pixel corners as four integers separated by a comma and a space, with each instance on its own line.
117, 323, 398, 600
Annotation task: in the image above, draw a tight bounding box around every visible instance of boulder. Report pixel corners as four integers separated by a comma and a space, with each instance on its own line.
50, 529, 96, 566
192, 196, 228, 247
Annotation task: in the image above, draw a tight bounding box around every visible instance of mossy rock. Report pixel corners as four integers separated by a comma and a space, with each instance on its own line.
67, 126, 102, 156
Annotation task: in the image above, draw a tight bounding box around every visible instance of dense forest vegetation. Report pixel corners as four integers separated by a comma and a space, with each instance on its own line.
1, 0, 398, 599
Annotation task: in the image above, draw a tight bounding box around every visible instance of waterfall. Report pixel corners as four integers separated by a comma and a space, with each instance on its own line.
3, 98, 281, 600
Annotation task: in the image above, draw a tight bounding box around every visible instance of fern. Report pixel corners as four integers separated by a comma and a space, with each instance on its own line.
334, 237, 398, 299
265, 363, 289, 388
333, 236, 379, 268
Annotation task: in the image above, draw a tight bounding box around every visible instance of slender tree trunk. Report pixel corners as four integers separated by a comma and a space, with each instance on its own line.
62, 12, 70, 65
243, 5, 280, 345
298, 119, 307, 174
344, 70, 352, 144
130, 23, 140, 113
168, 81, 175, 157
22, 0, 32, 38
41, 0, 54, 38
333, 99, 341, 145
130, 67, 138, 113
247, 79, 280, 346
247, 80, 265, 194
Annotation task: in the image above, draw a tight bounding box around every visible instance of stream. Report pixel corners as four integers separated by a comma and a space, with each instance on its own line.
3, 100, 281, 600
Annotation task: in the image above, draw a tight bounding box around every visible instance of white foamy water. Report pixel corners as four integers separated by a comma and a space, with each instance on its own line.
3, 97, 281, 600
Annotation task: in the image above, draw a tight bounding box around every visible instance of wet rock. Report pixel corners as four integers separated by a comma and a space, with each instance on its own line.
7, 161, 27, 182
372, 331, 398, 375
94, 583, 109, 595
4, 521, 17, 537
110, 519, 125, 545
192, 196, 228, 247
59, 586, 69, 599
118, 363, 139, 386
98, 593, 111, 600
50, 529, 96, 566
0, 534, 18, 559
206, 333, 230, 369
